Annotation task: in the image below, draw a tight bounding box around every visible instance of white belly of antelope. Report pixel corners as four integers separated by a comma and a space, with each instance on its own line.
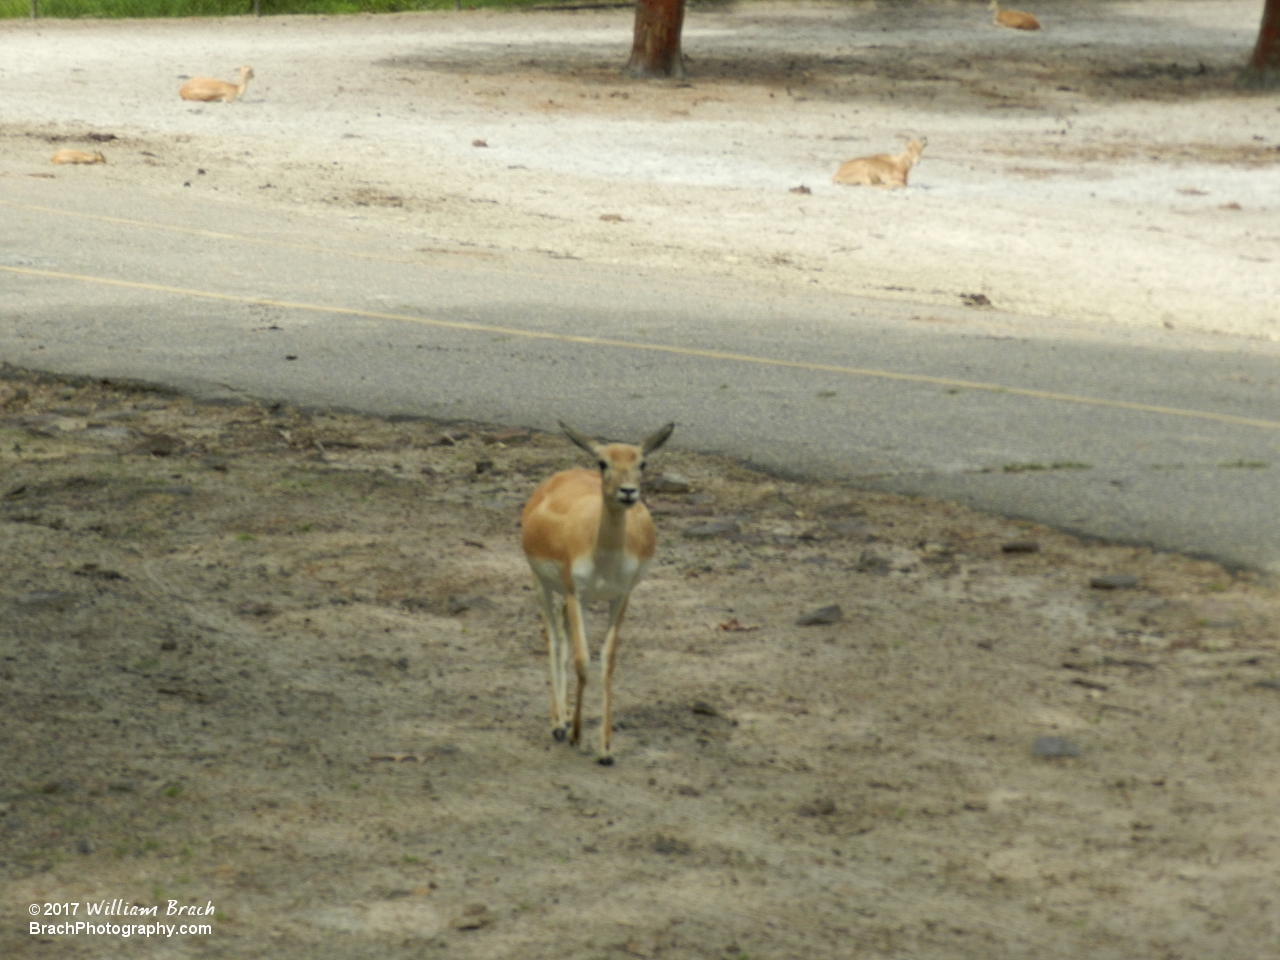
571, 553, 647, 602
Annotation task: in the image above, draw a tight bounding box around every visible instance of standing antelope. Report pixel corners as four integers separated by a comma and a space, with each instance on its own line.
179, 66, 254, 103
521, 421, 675, 765
990, 0, 1041, 30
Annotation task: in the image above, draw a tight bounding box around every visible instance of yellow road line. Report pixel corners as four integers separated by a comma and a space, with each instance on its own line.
5, 263, 1280, 432
2, 198, 817, 305
0, 199, 490, 269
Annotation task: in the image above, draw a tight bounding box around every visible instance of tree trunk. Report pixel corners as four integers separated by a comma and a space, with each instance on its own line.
624, 0, 685, 79
1241, 0, 1280, 87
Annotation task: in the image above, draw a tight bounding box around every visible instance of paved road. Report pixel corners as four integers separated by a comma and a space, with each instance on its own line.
4, 178, 1280, 572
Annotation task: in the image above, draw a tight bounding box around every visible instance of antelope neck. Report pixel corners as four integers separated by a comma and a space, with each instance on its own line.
595, 497, 631, 552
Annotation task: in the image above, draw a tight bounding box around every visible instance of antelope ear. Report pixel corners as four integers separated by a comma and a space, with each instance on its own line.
642, 422, 675, 455
559, 421, 599, 456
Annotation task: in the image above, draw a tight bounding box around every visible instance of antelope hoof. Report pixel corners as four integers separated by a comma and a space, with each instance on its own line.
597, 755, 614, 767
552, 727, 567, 742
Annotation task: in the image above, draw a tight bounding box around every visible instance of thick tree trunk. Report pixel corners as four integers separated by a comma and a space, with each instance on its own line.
1241, 0, 1280, 87
624, 0, 685, 79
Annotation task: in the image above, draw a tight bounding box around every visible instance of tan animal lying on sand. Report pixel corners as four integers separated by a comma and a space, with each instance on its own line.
51, 149, 106, 165
832, 138, 927, 189
180, 66, 254, 103
991, 0, 1040, 30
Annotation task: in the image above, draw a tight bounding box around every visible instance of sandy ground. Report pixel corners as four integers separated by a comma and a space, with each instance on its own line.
3, 4, 1280, 958
0, 0, 1279, 341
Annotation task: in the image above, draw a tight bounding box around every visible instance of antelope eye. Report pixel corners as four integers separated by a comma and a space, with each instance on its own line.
598, 460, 608, 471
639, 461, 647, 471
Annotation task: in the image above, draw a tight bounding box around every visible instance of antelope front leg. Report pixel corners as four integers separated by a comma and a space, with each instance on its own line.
597, 595, 630, 766
564, 594, 590, 747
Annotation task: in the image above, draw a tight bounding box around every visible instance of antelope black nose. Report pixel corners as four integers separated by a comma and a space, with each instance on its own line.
618, 487, 639, 505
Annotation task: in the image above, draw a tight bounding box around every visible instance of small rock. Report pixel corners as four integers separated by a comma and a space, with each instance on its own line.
474, 459, 494, 474
600, 213, 626, 222
961, 292, 992, 307
1090, 574, 1139, 590
16, 590, 77, 611
136, 433, 184, 457
789, 185, 812, 195
76, 839, 94, 855
690, 700, 718, 716
651, 471, 691, 494
797, 799, 836, 817
1033, 736, 1082, 758
796, 604, 842, 626
1002, 540, 1040, 554
682, 518, 740, 539
471, 139, 488, 148
235, 601, 276, 617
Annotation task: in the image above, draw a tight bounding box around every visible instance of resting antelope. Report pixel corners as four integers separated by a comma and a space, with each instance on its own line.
833, 138, 927, 188
521, 421, 675, 765
180, 66, 254, 103
51, 149, 105, 165
990, 0, 1040, 30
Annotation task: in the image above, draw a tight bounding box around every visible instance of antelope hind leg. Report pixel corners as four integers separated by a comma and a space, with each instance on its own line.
535, 582, 572, 741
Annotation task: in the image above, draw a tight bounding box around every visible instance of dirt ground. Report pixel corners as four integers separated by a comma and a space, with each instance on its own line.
2, 367, 1279, 959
